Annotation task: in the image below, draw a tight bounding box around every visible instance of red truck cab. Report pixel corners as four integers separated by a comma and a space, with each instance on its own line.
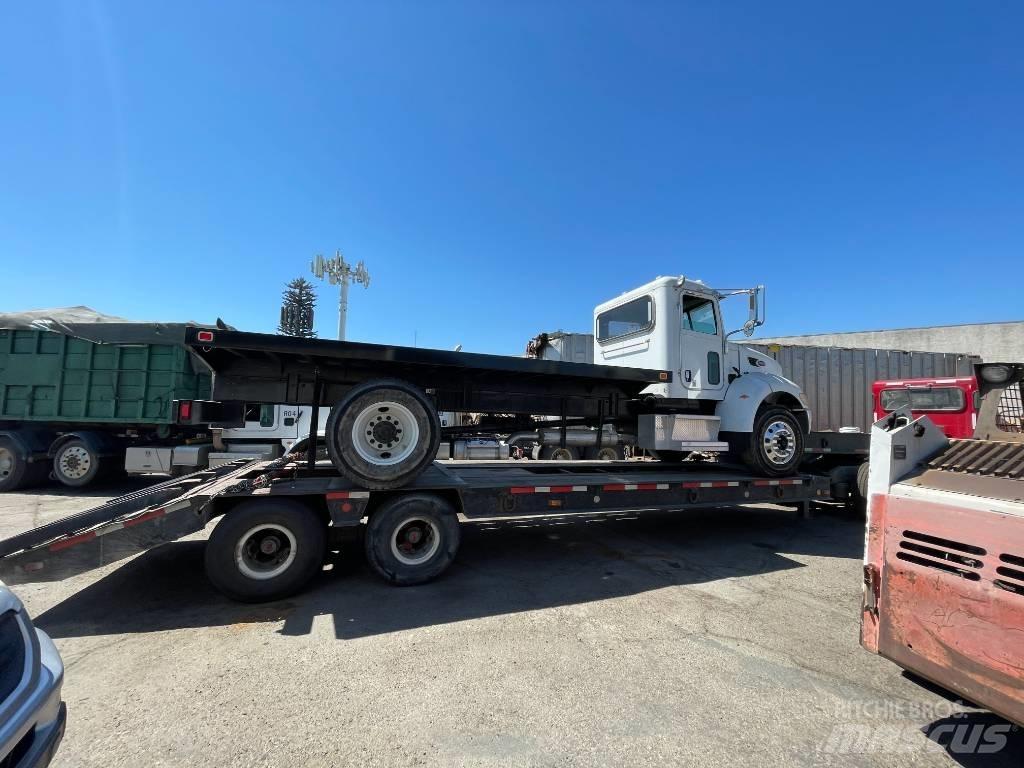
872, 376, 979, 439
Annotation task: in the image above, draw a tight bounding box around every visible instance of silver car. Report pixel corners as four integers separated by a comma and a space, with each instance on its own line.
0, 585, 65, 768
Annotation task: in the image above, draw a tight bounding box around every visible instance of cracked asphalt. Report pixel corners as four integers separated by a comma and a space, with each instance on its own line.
1, 479, 1021, 767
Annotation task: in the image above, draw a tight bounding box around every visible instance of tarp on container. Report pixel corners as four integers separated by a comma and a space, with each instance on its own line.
0, 306, 229, 346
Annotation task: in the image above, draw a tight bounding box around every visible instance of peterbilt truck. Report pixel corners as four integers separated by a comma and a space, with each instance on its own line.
182, 276, 814, 489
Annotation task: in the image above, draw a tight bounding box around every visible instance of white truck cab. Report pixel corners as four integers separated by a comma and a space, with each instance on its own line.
594, 276, 811, 473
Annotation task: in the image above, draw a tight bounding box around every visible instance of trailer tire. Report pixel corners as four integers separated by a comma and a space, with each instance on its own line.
364, 494, 460, 586
738, 406, 804, 477
584, 445, 624, 461
856, 461, 869, 503
0, 437, 44, 492
52, 438, 104, 488
204, 499, 327, 602
540, 445, 579, 461
326, 379, 440, 490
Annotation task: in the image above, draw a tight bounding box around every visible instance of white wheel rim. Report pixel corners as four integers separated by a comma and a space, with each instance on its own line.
350, 401, 421, 467
58, 445, 92, 479
597, 448, 617, 461
550, 448, 573, 461
0, 446, 13, 479
762, 420, 797, 465
390, 517, 441, 566
234, 524, 298, 580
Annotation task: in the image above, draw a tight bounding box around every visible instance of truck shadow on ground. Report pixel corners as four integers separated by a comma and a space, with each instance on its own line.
37, 504, 864, 641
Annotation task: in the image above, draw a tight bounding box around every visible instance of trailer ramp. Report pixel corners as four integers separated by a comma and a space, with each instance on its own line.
0, 460, 259, 584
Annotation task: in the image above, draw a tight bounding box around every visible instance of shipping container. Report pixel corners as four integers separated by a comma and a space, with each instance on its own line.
748, 343, 976, 433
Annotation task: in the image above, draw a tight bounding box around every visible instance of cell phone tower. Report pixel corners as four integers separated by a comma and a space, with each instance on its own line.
310, 250, 371, 340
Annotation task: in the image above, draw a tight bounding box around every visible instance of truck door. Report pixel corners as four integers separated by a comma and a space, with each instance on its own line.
678, 293, 725, 399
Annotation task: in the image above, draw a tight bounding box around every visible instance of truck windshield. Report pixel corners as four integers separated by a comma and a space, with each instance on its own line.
597, 296, 653, 341
880, 387, 966, 412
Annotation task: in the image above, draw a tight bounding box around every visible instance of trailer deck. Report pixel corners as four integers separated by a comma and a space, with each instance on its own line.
184, 327, 672, 419
0, 455, 830, 593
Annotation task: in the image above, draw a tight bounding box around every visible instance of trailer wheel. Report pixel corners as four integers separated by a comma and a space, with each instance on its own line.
540, 445, 579, 461
0, 437, 46, 492
326, 379, 440, 490
204, 499, 327, 602
584, 445, 624, 461
364, 494, 460, 585
738, 406, 804, 477
856, 461, 869, 503
52, 438, 103, 488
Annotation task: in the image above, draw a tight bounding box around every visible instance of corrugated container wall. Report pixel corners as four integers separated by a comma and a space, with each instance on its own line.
748, 344, 976, 433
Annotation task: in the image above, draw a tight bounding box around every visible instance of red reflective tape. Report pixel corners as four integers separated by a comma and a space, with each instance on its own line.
681, 482, 700, 489
548, 485, 575, 493
124, 507, 168, 527
49, 530, 97, 552
510, 487, 536, 494
602, 484, 627, 491
326, 491, 370, 500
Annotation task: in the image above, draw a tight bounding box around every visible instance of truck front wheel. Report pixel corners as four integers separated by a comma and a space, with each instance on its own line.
364, 494, 460, 585
204, 499, 327, 602
52, 438, 104, 488
326, 379, 440, 490
736, 407, 804, 477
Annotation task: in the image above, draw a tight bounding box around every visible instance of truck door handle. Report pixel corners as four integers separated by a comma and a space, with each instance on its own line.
684, 370, 692, 383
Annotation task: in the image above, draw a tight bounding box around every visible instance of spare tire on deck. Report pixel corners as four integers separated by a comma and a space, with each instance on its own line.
325, 379, 441, 490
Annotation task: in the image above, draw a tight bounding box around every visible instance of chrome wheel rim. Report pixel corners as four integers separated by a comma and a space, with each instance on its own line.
351, 401, 421, 467
0, 446, 13, 479
58, 445, 92, 479
235, 524, 297, 580
390, 517, 441, 566
762, 420, 797, 465
549, 447, 574, 461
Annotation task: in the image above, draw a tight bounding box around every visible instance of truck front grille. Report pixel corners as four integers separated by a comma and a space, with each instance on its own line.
0, 610, 27, 702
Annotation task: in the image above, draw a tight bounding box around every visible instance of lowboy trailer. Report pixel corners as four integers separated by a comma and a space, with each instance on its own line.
0, 452, 830, 602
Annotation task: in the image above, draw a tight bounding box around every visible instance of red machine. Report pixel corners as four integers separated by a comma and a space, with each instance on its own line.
861, 362, 1024, 726
872, 375, 980, 439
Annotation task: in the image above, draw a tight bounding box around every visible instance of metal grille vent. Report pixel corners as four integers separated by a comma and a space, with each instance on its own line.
996, 553, 1024, 597
927, 439, 1024, 479
896, 530, 985, 581
996, 383, 1024, 434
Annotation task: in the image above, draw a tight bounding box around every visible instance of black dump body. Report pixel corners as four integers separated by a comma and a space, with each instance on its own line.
184, 328, 670, 419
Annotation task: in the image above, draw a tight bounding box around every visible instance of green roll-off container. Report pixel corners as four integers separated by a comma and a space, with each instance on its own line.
0, 309, 216, 492
0, 329, 210, 425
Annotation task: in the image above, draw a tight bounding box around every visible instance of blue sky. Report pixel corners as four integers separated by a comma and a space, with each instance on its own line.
1, 1, 1021, 354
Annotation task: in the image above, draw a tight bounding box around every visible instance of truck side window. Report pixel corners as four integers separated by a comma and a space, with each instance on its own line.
597, 296, 653, 341
707, 351, 721, 385
681, 295, 717, 335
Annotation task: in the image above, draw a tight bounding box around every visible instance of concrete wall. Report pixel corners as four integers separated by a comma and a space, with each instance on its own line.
754, 321, 1024, 363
